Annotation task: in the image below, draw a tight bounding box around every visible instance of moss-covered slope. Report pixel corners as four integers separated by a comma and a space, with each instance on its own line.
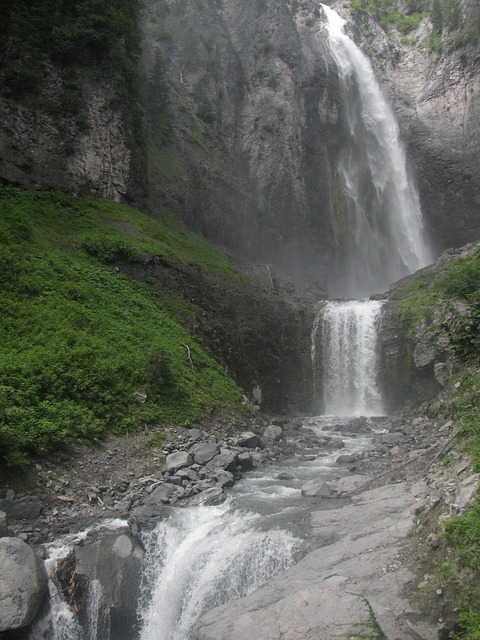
0, 187, 248, 466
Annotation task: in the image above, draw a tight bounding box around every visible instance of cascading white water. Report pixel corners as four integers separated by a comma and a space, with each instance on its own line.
319, 300, 384, 416
319, 4, 431, 298
138, 501, 298, 640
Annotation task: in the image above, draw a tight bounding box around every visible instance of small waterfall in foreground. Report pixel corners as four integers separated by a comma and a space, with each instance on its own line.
313, 300, 384, 416
319, 4, 431, 298
138, 501, 298, 640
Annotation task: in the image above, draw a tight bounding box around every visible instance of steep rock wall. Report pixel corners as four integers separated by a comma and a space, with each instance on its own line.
143, 0, 345, 287
0, 71, 144, 203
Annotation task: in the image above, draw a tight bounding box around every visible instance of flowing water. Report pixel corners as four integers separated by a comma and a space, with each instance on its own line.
319, 4, 431, 298
313, 300, 384, 416
36, 419, 381, 640
25, 8, 434, 639
138, 502, 298, 640
137, 418, 376, 640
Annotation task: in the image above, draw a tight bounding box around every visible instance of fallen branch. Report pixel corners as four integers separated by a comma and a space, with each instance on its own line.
421, 430, 458, 475
182, 343, 194, 368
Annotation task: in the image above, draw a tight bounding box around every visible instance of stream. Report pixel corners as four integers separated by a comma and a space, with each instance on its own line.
32, 415, 390, 640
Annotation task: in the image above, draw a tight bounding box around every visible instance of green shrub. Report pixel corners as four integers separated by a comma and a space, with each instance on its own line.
81, 233, 140, 263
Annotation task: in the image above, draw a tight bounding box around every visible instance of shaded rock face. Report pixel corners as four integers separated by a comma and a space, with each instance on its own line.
379, 243, 480, 410
0, 537, 48, 632
143, 0, 344, 285
0, 70, 145, 204
392, 30, 480, 255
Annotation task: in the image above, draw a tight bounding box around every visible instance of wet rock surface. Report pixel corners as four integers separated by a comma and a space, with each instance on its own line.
193, 414, 476, 640
0, 411, 477, 638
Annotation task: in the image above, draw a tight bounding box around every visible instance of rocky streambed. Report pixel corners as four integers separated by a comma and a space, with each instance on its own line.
1, 413, 478, 639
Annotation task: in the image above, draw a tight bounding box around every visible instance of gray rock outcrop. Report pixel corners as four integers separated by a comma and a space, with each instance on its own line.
193, 480, 438, 640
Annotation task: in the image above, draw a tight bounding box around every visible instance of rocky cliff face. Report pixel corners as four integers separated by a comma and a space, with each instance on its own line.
142, 0, 480, 292
341, 0, 480, 257
142, 0, 349, 288
0, 69, 145, 203
1, 1, 478, 293
380, 241, 480, 412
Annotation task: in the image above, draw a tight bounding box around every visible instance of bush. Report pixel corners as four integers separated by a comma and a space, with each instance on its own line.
81, 233, 140, 263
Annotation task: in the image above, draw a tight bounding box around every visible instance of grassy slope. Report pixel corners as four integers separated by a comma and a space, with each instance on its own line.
391, 248, 480, 639
0, 187, 246, 467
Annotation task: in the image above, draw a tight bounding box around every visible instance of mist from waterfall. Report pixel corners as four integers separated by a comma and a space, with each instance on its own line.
319, 4, 431, 298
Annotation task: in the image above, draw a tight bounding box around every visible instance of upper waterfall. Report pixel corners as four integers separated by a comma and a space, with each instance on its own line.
319, 4, 432, 298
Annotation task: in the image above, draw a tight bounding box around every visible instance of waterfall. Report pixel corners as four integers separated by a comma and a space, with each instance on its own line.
138, 501, 298, 640
316, 300, 384, 416
319, 4, 431, 298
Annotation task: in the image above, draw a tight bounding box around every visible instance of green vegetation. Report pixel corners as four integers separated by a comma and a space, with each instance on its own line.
393, 248, 480, 638
0, 0, 140, 100
0, 187, 246, 467
349, 0, 479, 52
350, 0, 425, 36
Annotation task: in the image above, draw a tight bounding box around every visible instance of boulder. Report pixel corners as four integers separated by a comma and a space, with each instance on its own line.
205, 452, 238, 474
190, 443, 220, 466
237, 452, 255, 471
277, 472, 294, 481
336, 454, 356, 464
0, 496, 43, 521
164, 451, 193, 474
235, 432, 264, 449
214, 470, 235, 488
149, 483, 180, 504
262, 425, 283, 442
301, 480, 336, 498
0, 537, 48, 632
174, 468, 199, 482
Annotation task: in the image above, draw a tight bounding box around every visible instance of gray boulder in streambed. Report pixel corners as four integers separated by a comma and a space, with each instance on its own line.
235, 432, 265, 449
190, 442, 221, 466
263, 425, 284, 442
164, 451, 193, 473
301, 479, 336, 498
0, 537, 48, 632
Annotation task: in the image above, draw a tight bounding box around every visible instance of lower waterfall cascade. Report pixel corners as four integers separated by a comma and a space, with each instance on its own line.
138, 502, 298, 640
312, 300, 385, 417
